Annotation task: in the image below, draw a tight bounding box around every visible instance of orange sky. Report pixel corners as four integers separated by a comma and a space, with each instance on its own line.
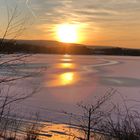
0, 0, 140, 48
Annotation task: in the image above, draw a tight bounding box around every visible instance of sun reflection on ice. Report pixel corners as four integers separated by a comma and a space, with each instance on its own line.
60, 72, 74, 85
58, 63, 75, 69
47, 72, 79, 87
45, 55, 80, 87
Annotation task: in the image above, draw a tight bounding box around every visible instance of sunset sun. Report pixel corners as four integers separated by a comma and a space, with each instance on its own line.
56, 24, 78, 43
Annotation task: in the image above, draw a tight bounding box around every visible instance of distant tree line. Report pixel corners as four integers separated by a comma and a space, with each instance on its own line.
0, 40, 140, 56
0, 40, 93, 55
93, 47, 140, 56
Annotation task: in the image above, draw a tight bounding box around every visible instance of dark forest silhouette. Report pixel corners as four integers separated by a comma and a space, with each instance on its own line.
0, 39, 140, 56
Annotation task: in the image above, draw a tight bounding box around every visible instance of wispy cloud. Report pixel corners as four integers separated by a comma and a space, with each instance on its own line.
0, 0, 140, 47
28, 0, 140, 25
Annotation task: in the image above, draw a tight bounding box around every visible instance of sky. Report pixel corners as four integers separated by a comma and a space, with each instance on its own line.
0, 0, 140, 48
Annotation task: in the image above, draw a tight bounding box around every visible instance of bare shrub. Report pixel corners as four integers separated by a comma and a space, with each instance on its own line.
25, 113, 42, 140
99, 105, 140, 140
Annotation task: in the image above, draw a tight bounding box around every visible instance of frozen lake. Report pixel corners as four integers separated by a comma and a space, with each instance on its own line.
1, 54, 140, 122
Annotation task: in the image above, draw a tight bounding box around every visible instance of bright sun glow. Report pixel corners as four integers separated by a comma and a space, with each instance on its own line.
57, 24, 78, 43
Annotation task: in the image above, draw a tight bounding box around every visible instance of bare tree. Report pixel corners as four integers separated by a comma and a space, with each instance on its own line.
0, 3, 28, 47
0, 86, 38, 139
63, 89, 116, 140
0, 3, 40, 139
0, 2, 31, 83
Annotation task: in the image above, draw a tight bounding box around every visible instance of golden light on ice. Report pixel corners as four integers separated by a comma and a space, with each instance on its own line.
59, 63, 74, 69
56, 24, 78, 43
46, 72, 80, 87
61, 72, 74, 84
